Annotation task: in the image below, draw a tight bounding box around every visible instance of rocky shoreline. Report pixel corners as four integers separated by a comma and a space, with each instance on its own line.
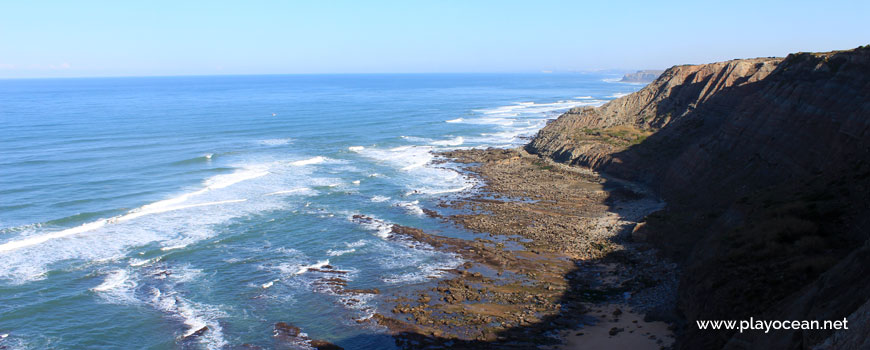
369, 148, 679, 349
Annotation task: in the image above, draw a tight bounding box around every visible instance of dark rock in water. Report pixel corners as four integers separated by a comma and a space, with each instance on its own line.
351, 214, 370, 222
273, 322, 342, 350
343, 288, 380, 295
309, 339, 344, 350
422, 208, 442, 218
273, 322, 301, 338
609, 327, 624, 336
183, 326, 209, 340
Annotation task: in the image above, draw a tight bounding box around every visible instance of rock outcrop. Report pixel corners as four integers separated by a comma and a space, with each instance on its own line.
619, 69, 665, 83
526, 46, 870, 349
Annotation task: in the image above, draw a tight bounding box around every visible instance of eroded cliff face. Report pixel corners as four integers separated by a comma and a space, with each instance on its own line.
526, 47, 870, 349
527, 57, 781, 169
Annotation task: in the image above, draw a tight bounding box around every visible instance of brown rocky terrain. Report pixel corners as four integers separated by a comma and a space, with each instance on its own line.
525, 46, 870, 349
367, 148, 678, 349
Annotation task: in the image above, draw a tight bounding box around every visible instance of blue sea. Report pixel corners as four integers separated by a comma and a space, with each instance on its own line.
0, 74, 639, 349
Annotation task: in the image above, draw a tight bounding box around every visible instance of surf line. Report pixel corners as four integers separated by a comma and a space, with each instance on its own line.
0, 199, 247, 253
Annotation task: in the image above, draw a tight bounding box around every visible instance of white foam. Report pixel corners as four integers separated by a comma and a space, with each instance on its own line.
0, 197, 249, 254
360, 137, 475, 194
406, 183, 474, 196
258, 138, 293, 146
356, 144, 437, 173
400, 135, 432, 142
370, 196, 390, 202
0, 159, 328, 283
257, 247, 309, 281
92, 269, 134, 292
374, 240, 464, 284
346, 240, 367, 248
348, 146, 365, 152
445, 118, 463, 123
401, 160, 430, 171
431, 136, 464, 146
352, 180, 361, 185
0, 220, 109, 253
609, 92, 630, 98
403, 167, 476, 196
339, 292, 376, 315
160, 244, 190, 252
150, 286, 227, 348
476, 104, 526, 115
453, 116, 515, 125
262, 279, 278, 289
275, 247, 302, 255
396, 200, 424, 216
130, 256, 161, 267
164, 265, 203, 283
448, 99, 609, 149
289, 156, 327, 166
474, 100, 604, 117
265, 187, 313, 196
294, 260, 330, 275
204, 153, 213, 159
326, 248, 356, 257
91, 269, 138, 304
382, 258, 463, 284
203, 168, 270, 190
351, 215, 394, 239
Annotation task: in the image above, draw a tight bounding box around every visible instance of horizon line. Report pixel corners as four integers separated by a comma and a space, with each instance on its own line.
0, 70, 651, 81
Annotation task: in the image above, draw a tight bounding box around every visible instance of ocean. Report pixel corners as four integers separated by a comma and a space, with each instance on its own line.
0, 74, 640, 349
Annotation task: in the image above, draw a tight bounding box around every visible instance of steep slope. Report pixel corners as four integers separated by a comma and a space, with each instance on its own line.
526, 47, 870, 349
527, 57, 780, 169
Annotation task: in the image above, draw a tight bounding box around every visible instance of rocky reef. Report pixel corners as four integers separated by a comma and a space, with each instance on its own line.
372, 148, 678, 349
525, 46, 870, 349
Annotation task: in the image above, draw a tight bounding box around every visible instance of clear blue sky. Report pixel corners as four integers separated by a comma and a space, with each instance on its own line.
1, 0, 868, 78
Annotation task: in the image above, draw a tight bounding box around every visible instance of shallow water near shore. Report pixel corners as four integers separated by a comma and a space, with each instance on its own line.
0, 74, 639, 349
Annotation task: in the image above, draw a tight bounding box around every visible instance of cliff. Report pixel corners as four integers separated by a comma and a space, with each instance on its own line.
526, 46, 870, 349
620, 69, 665, 83
528, 57, 781, 169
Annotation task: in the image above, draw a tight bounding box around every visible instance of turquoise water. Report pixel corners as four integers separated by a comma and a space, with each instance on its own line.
0, 74, 639, 349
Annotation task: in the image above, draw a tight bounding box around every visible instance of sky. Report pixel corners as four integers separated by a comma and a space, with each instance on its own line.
1, 0, 868, 78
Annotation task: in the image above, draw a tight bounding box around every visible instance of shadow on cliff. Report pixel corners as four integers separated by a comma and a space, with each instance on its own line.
533, 48, 870, 350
